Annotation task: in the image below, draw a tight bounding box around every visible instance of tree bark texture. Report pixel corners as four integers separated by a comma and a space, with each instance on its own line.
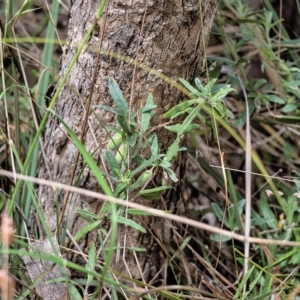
38, 0, 217, 283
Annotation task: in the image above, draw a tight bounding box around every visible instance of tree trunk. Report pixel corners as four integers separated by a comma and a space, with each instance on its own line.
38, 0, 217, 288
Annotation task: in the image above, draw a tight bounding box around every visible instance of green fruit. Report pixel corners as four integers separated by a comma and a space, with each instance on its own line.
130, 170, 153, 192
107, 133, 123, 150
115, 143, 126, 163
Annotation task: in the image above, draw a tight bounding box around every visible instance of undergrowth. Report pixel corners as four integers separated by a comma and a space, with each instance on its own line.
0, 0, 300, 299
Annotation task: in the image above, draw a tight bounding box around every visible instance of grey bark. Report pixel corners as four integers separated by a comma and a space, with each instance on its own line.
38, 0, 217, 285
21, 237, 68, 300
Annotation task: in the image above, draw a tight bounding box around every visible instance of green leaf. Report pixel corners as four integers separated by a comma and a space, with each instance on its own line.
131, 155, 163, 177
116, 216, 146, 233
177, 147, 187, 151
178, 104, 202, 136
73, 220, 102, 241
170, 236, 191, 263
194, 77, 204, 92
165, 167, 178, 182
211, 202, 231, 228
165, 138, 180, 161
164, 99, 197, 119
117, 114, 132, 134
267, 95, 285, 104
141, 93, 155, 133
132, 156, 146, 166
108, 77, 128, 115
77, 209, 99, 222
126, 247, 147, 252
197, 112, 206, 122
127, 209, 155, 216
140, 104, 157, 114
179, 78, 202, 97
104, 150, 120, 171
126, 133, 137, 147
211, 114, 218, 139
211, 87, 235, 102
138, 186, 173, 200
150, 134, 159, 156
210, 234, 232, 242
203, 78, 217, 94
233, 199, 246, 216
212, 83, 233, 93
106, 126, 123, 134
252, 78, 267, 89
212, 101, 226, 117
282, 103, 297, 113
14, 0, 35, 19
207, 55, 236, 65
68, 283, 83, 300
86, 242, 96, 285
258, 198, 277, 229
158, 159, 171, 168
165, 123, 200, 133
234, 266, 256, 299
114, 182, 128, 198
226, 108, 235, 119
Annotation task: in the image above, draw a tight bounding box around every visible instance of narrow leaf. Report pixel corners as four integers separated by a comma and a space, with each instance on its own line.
282, 103, 297, 113
117, 114, 132, 134
127, 209, 155, 216
104, 150, 120, 171
170, 236, 191, 263
165, 123, 200, 133
126, 133, 137, 147
73, 220, 102, 241
210, 234, 232, 242
108, 77, 128, 115
164, 99, 197, 119
194, 77, 204, 92
178, 104, 202, 136
150, 134, 158, 155
267, 95, 285, 104
165, 167, 178, 182
211, 202, 231, 228
140, 104, 157, 113
165, 138, 180, 161
77, 209, 99, 222
68, 283, 83, 300
138, 186, 173, 200
179, 78, 201, 97
86, 242, 96, 285
141, 93, 154, 133
131, 155, 163, 177
117, 216, 146, 233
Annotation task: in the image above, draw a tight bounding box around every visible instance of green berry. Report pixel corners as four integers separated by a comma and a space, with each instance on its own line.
107, 133, 123, 150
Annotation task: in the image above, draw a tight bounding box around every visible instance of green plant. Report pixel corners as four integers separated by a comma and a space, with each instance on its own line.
164, 77, 234, 136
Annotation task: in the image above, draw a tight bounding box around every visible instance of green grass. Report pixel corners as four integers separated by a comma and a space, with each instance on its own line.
1, 0, 300, 299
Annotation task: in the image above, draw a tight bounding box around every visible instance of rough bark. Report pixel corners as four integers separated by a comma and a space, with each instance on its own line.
21, 238, 68, 300
38, 0, 217, 285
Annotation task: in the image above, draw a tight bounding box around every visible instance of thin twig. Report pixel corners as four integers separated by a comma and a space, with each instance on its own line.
237, 72, 251, 296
